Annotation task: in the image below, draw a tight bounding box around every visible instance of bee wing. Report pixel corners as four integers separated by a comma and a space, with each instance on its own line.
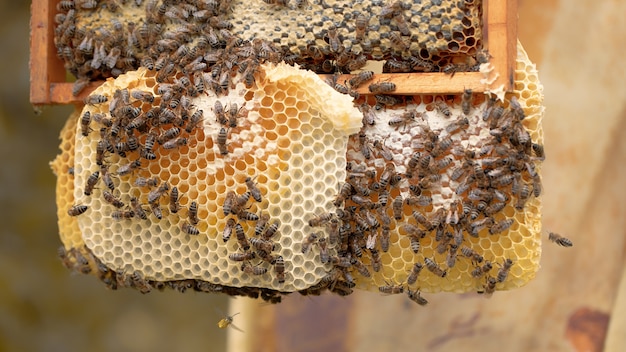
229, 323, 245, 333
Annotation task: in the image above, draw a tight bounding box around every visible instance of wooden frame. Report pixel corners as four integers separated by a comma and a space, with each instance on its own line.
30, 0, 517, 105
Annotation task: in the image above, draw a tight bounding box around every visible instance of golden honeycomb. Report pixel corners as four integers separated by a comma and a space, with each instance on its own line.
54, 0, 484, 94
54, 40, 544, 300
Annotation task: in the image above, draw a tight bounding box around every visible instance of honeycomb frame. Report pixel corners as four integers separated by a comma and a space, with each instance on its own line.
30, 0, 517, 105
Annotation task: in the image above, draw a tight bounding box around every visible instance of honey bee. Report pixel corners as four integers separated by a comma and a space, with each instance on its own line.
250, 237, 275, 253
150, 202, 163, 220
116, 159, 142, 176
355, 14, 369, 41
333, 182, 354, 207
217, 127, 229, 155
434, 99, 451, 117
217, 310, 244, 332
402, 223, 424, 239
369, 81, 396, 94
301, 232, 319, 254
393, 14, 410, 36
112, 209, 135, 220
407, 263, 423, 285
375, 94, 401, 109
242, 176, 263, 202
446, 244, 459, 268
325, 25, 343, 54
129, 197, 147, 220
381, 0, 402, 18
461, 246, 483, 263
445, 116, 469, 135
80, 111, 92, 137
353, 258, 371, 278
227, 103, 243, 128
489, 219, 514, 235
308, 212, 333, 227
167, 186, 182, 213
185, 109, 204, 133
84, 170, 99, 196
148, 182, 169, 204
316, 237, 329, 264
241, 262, 267, 275
548, 232, 573, 247
157, 127, 181, 145
532, 143, 545, 160
102, 191, 125, 208
275, 255, 285, 284
263, 221, 279, 240
134, 177, 158, 188
330, 255, 352, 268
407, 289, 428, 306
84, 94, 108, 105
388, 32, 408, 51
424, 257, 447, 277
496, 259, 514, 283
481, 276, 497, 297
412, 211, 431, 229
442, 63, 468, 77
408, 235, 421, 254
181, 221, 200, 235
471, 261, 493, 278
67, 204, 88, 217
461, 89, 473, 115
379, 281, 404, 295
229, 251, 256, 262
359, 103, 377, 126
405, 195, 432, 207
388, 111, 418, 128
163, 137, 188, 150
235, 223, 250, 251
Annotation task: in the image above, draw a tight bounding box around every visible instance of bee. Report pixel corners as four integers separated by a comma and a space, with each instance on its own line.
235, 223, 250, 251
472, 261, 493, 278
308, 212, 333, 227
333, 182, 354, 207
405, 195, 432, 207
469, 217, 494, 236
219, 217, 236, 242
461, 89, 473, 115
394, 14, 410, 36
83, 170, 99, 196
375, 94, 401, 108
250, 237, 274, 253
181, 221, 200, 235
275, 255, 285, 284
353, 259, 371, 278
442, 63, 468, 77
381, 0, 402, 18
445, 117, 469, 135
407, 289, 428, 306
331, 255, 352, 268
446, 244, 459, 268
148, 182, 169, 204
168, 186, 182, 213
217, 310, 244, 332
149, 201, 162, 219
424, 258, 447, 277
241, 262, 267, 275
548, 232, 573, 247
116, 159, 142, 176
326, 25, 343, 54
102, 191, 125, 208
489, 219, 514, 235
163, 137, 188, 150
84, 94, 108, 105
185, 109, 203, 134
112, 209, 135, 220
402, 223, 424, 239
185, 201, 199, 225
229, 251, 256, 262
388, 111, 418, 128
388, 32, 408, 51
68, 204, 88, 216
372, 140, 393, 161
301, 232, 319, 254
240, 176, 263, 202
408, 235, 421, 254
228, 103, 244, 128
130, 197, 148, 220
157, 127, 181, 145
80, 111, 92, 137
379, 163, 400, 189
379, 281, 404, 295
461, 246, 483, 263
134, 177, 158, 188
411, 211, 431, 230
355, 14, 369, 41
359, 103, 377, 125
141, 56, 155, 70
481, 276, 497, 297
532, 143, 545, 160
434, 99, 451, 117
318, 237, 329, 264
217, 127, 229, 155
407, 263, 423, 285
496, 259, 514, 283
368, 81, 396, 94
263, 221, 279, 240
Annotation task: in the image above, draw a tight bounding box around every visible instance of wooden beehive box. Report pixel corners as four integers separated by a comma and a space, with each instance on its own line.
30, 0, 517, 105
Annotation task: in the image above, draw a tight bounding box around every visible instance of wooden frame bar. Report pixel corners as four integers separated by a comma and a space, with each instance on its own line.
29, 0, 517, 105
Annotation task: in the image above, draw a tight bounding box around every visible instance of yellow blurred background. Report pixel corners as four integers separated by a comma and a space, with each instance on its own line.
2, 1, 625, 351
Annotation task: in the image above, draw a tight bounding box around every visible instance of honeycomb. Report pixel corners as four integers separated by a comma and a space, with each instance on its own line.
53, 0, 485, 94
54, 40, 544, 300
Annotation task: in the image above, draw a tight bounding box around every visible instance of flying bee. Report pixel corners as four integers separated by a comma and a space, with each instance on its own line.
241, 262, 267, 275
84, 170, 99, 196
435, 99, 451, 117
84, 94, 108, 105
80, 111, 92, 136
148, 182, 169, 204
235, 223, 250, 251
301, 232, 319, 254
461, 89, 473, 115
318, 237, 329, 264
407, 263, 423, 285
216, 310, 244, 332
388, 111, 418, 128
150, 202, 163, 219
461, 246, 484, 263
379, 281, 404, 295
217, 127, 229, 155
424, 258, 447, 277
548, 232, 573, 247
102, 191, 124, 208
68, 204, 88, 217
112, 209, 135, 220
407, 289, 428, 306
181, 221, 200, 235
130, 197, 148, 220
496, 259, 514, 283
489, 219, 514, 235
275, 255, 285, 284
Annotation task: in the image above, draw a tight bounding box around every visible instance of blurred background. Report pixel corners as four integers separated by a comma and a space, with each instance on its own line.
3, 0, 626, 351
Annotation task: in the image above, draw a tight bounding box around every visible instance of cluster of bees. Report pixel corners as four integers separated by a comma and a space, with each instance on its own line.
58, 245, 284, 302
54, 0, 485, 96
